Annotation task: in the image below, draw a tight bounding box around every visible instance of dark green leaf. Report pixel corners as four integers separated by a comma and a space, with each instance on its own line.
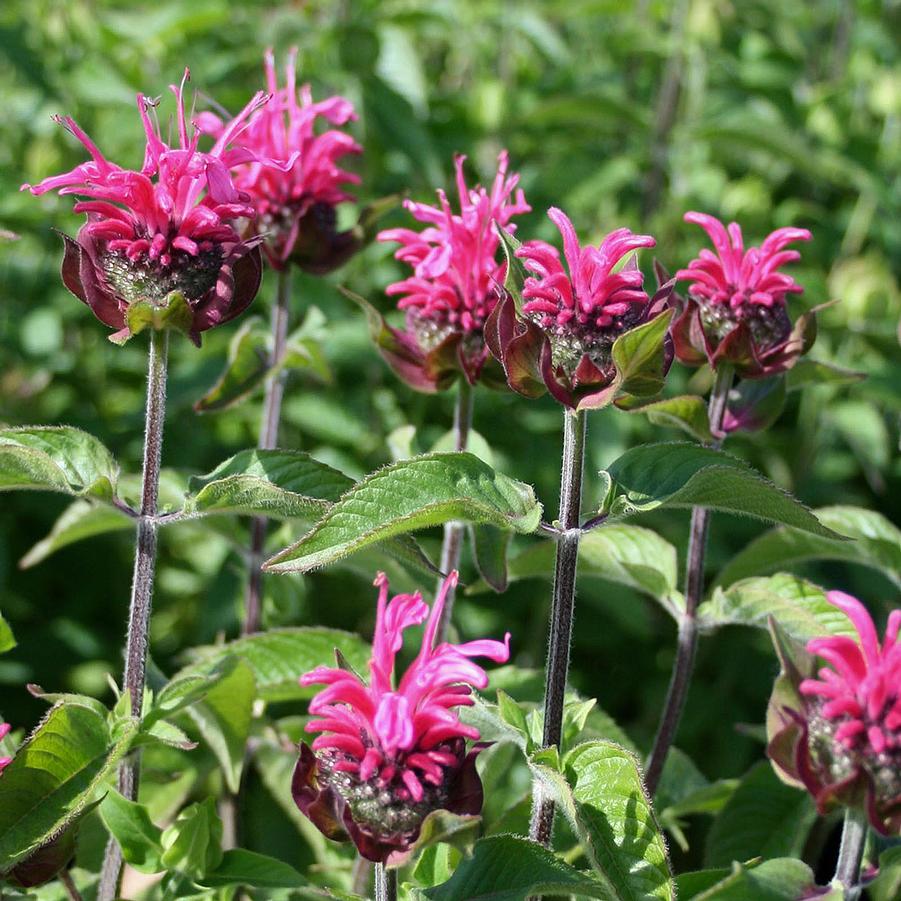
160, 797, 223, 878
598, 443, 842, 538
266, 453, 542, 573
98, 789, 164, 874
201, 848, 309, 889
684, 858, 839, 900
470, 524, 510, 592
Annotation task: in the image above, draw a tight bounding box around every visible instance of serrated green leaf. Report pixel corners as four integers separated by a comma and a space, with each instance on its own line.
266, 453, 542, 573
0, 701, 138, 872
0, 427, 119, 501
200, 848, 310, 889
160, 797, 223, 878
177, 628, 370, 703
704, 763, 817, 869
186, 658, 255, 793
98, 789, 164, 874
716, 505, 901, 590
699, 573, 856, 643
19, 499, 132, 569
620, 394, 713, 442
424, 834, 615, 900
598, 443, 841, 538
184, 448, 353, 519
194, 316, 271, 413
535, 740, 675, 900
469, 525, 681, 615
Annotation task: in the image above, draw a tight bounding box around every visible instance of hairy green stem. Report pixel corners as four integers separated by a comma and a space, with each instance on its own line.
644, 364, 733, 795
530, 407, 587, 845
98, 329, 169, 901
374, 863, 397, 901
436, 378, 474, 642
835, 807, 867, 897
245, 268, 293, 635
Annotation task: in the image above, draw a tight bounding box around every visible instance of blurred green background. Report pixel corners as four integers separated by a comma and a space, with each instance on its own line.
0, 0, 899, 875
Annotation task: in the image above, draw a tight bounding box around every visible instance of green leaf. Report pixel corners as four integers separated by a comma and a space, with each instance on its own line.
699, 574, 856, 643
683, 859, 837, 900
470, 524, 510, 592
160, 797, 223, 878
266, 453, 542, 574
177, 628, 371, 703
404, 809, 481, 858
0, 612, 16, 654
704, 762, 817, 869
496, 226, 528, 313
469, 525, 682, 616
612, 308, 675, 401
0, 701, 138, 872
194, 316, 271, 413
184, 448, 352, 519
98, 789, 164, 874
716, 505, 901, 590
424, 834, 615, 900
620, 395, 713, 443
200, 849, 309, 889
785, 358, 865, 392
598, 443, 842, 538
532, 740, 675, 900
0, 426, 119, 501
869, 845, 901, 901
186, 658, 255, 793
19, 499, 132, 569
149, 656, 241, 726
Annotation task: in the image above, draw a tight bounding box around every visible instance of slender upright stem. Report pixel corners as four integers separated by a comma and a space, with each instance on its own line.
374, 863, 397, 901
644, 365, 733, 795
245, 268, 293, 635
530, 407, 587, 846
98, 329, 169, 901
834, 807, 867, 897
436, 378, 474, 642
59, 870, 83, 901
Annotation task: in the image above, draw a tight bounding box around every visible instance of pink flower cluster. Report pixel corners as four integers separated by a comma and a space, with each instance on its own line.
676, 212, 811, 313
199, 49, 362, 270
293, 571, 510, 862
801, 592, 901, 759
0, 723, 11, 772
379, 151, 530, 337
24, 70, 263, 272
518, 208, 656, 334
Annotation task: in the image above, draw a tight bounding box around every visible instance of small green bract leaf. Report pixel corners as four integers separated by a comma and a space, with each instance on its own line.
619, 394, 713, 443
612, 307, 675, 401
99, 790, 164, 873
265, 452, 542, 573
598, 443, 842, 538
0, 427, 119, 501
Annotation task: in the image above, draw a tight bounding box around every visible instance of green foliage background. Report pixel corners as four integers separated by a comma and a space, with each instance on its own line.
0, 0, 898, 879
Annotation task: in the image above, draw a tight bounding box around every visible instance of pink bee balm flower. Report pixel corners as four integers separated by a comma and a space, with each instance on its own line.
672, 212, 819, 378
198, 49, 362, 274
767, 592, 901, 835
0, 722, 11, 772
370, 151, 530, 391
22, 70, 265, 346
292, 571, 510, 863
486, 207, 674, 410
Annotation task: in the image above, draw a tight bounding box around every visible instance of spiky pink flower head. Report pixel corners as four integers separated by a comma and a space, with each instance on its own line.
767, 592, 901, 835
198, 49, 362, 274
672, 212, 819, 378
292, 571, 510, 863
22, 70, 265, 346
370, 151, 530, 391
486, 208, 674, 410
